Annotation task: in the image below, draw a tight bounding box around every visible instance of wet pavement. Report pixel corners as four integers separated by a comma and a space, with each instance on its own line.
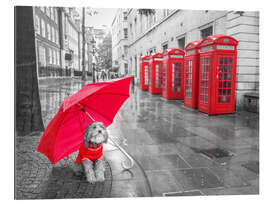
15, 77, 259, 199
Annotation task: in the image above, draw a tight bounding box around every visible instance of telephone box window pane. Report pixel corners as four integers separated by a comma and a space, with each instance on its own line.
222, 96, 226, 103
219, 89, 222, 95
218, 96, 221, 103
228, 82, 231, 88
227, 96, 230, 103
229, 58, 232, 64
219, 73, 222, 80
229, 65, 232, 72
224, 66, 227, 72
224, 73, 227, 80
144, 65, 149, 85
227, 89, 231, 95
219, 65, 223, 72
228, 73, 231, 80
224, 58, 228, 64
223, 81, 227, 88
223, 89, 226, 95
219, 81, 222, 88
220, 57, 224, 64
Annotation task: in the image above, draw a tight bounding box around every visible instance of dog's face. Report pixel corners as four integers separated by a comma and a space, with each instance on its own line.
84, 121, 108, 147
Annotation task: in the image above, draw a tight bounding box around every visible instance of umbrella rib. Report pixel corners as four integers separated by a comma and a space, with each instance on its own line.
83, 105, 113, 124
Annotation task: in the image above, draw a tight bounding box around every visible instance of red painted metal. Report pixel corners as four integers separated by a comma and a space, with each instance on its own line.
184, 40, 202, 109
139, 55, 151, 90
149, 53, 163, 94
162, 48, 185, 100
198, 34, 238, 115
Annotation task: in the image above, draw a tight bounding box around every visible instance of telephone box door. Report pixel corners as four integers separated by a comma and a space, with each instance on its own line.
172, 62, 182, 94
215, 55, 236, 110
199, 55, 212, 113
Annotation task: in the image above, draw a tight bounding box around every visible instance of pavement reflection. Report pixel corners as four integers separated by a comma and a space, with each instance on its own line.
38, 78, 259, 197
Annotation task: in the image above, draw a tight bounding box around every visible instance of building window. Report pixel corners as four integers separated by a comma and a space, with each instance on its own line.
54, 50, 57, 65
56, 51, 60, 65
50, 7, 54, 19
123, 12, 127, 20
40, 7, 45, 13
55, 29, 59, 44
201, 26, 213, 39
177, 37, 185, 50
51, 27, 55, 42
47, 24, 51, 40
34, 15, 40, 35
45, 7, 50, 16
41, 19, 46, 37
162, 44, 168, 51
124, 28, 128, 39
54, 8, 58, 24
124, 45, 128, 55
48, 48, 52, 64
38, 46, 46, 66
51, 49, 54, 65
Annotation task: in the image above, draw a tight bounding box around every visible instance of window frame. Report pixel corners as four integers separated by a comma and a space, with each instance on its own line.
200, 25, 213, 39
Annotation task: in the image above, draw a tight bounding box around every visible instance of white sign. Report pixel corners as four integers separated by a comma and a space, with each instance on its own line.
187, 50, 195, 55
170, 55, 183, 58
217, 45, 235, 50
201, 45, 213, 52
154, 58, 163, 61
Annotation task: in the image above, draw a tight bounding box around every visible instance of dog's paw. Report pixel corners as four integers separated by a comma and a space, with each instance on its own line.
96, 171, 105, 182
86, 172, 97, 184
86, 175, 97, 184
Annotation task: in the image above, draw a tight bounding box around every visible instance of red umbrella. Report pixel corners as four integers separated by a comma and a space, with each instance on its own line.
37, 77, 133, 165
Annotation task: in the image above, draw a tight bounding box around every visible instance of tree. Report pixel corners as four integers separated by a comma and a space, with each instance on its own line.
15, 6, 44, 136
97, 33, 112, 71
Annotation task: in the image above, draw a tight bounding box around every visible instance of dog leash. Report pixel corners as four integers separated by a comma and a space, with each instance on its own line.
76, 103, 134, 170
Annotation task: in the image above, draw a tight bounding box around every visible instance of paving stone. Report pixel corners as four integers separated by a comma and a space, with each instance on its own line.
15, 135, 112, 199
171, 168, 224, 191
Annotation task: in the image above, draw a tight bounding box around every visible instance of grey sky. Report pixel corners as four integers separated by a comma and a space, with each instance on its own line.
76, 8, 117, 29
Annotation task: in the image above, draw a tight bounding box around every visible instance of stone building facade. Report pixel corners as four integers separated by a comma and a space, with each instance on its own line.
34, 7, 93, 78
34, 7, 62, 77
111, 9, 129, 76
116, 9, 259, 109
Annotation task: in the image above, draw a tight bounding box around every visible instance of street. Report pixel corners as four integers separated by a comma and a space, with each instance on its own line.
15, 78, 259, 199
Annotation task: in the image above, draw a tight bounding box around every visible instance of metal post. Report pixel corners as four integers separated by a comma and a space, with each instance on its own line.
82, 8, 86, 81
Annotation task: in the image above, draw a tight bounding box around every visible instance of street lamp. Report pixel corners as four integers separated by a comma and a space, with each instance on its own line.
81, 8, 98, 81
90, 38, 96, 83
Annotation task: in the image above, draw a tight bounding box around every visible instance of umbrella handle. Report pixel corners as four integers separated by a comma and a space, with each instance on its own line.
108, 137, 134, 170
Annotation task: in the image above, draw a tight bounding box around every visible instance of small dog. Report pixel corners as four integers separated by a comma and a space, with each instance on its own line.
74, 121, 108, 183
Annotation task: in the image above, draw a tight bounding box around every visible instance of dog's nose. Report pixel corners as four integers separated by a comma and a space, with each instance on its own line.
98, 130, 102, 133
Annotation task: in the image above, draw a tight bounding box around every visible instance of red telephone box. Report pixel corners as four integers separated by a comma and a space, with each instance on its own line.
149, 53, 163, 94
198, 34, 238, 115
162, 48, 185, 100
139, 55, 151, 90
184, 40, 202, 109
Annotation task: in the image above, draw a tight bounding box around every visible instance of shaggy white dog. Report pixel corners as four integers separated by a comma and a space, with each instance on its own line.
74, 121, 108, 184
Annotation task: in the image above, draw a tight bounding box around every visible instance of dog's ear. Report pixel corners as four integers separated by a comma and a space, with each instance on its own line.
103, 130, 109, 143
98, 122, 108, 143
84, 124, 91, 147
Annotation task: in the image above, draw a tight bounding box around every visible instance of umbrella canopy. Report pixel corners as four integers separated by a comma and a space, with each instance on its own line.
37, 77, 132, 164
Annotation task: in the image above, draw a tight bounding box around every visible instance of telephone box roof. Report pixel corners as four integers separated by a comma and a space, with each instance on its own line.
200, 34, 238, 47
163, 48, 185, 56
